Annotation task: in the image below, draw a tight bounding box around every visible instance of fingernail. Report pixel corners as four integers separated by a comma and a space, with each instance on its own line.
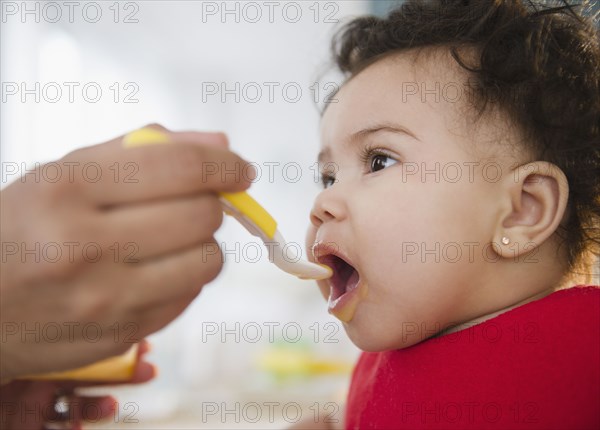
175, 131, 229, 147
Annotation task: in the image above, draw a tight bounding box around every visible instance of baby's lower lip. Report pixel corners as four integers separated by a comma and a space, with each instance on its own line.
327, 271, 367, 323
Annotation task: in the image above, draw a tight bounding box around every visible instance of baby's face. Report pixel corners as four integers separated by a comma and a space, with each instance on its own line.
306, 51, 521, 351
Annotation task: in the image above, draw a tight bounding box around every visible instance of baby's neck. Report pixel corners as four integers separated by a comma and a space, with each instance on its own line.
434, 288, 555, 338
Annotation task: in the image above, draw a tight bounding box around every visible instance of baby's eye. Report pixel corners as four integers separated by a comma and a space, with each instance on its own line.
321, 173, 336, 189
370, 154, 396, 172
362, 148, 398, 173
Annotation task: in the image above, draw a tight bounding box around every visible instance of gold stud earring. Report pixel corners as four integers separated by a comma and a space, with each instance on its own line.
501, 236, 510, 245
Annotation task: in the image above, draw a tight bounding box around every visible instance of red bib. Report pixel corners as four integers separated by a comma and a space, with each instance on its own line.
346, 286, 600, 429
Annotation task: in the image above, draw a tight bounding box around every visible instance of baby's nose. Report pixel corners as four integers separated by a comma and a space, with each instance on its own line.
310, 186, 348, 227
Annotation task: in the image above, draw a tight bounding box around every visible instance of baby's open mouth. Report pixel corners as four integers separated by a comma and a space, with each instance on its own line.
318, 253, 360, 303
313, 242, 367, 322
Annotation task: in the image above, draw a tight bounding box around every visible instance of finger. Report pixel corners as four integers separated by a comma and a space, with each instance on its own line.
130, 360, 156, 384
135, 295, 202, 340
126, 240, 223, 312
71, 143, 255, 206
139, 124, 230, 148
75, 395, 117, 422
173, 131, 230, 148
103, 194, 223, 259
130, 339, 156, 384
98, 143, 254, 206
0, 380, 65, 426
137, 338, 151, 355
97, 124, 229, 150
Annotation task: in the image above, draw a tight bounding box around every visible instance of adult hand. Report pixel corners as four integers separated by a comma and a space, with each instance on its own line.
0, 124, 255, 380
0, 340, 154, 430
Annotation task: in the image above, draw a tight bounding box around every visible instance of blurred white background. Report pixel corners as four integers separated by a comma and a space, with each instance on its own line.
1, 1, 407, 428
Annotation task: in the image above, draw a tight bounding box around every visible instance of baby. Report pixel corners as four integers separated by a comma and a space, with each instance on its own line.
304, 0, 599, 428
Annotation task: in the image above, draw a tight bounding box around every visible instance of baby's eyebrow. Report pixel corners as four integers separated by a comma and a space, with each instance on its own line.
317, 123, 420, 163
348, 123, 420, 145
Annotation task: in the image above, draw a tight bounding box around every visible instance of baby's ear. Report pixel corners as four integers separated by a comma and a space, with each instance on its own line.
492, 161, 569, 258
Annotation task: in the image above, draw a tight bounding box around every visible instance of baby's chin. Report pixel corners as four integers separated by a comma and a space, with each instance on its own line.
315, 282, 432, 351
345, 327, 425, 352
338, 308, 431, 352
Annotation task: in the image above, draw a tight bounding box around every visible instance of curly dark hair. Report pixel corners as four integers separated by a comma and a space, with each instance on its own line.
331, 0, 600, 278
